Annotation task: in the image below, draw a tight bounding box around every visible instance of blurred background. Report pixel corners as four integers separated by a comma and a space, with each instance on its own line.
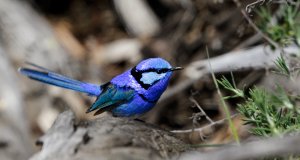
0, 0, 298, 159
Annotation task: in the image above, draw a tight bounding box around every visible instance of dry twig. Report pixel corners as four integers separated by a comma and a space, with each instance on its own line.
178, 133, 300, 160
171, 114, 238, 134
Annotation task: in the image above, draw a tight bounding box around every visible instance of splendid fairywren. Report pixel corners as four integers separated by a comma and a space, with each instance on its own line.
19, 58, 183, 117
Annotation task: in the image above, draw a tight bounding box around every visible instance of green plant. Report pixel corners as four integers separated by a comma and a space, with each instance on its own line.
274, 54, 291, 77
218, 75, 300, 137
207, 49, 240, 144
256, 2, 300, 47
216, 1, 300, 138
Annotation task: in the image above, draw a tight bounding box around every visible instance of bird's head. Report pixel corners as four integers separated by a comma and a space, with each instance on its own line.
131, 58, 183, 89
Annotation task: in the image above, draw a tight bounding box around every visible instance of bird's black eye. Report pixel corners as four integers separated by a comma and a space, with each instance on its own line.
156, 70, 163, 74
156, 68, 169, 74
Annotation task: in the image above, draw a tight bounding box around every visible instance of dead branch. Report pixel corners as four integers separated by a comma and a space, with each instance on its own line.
178, 133, 300, 160
161, 45, 298, 102
171, 114, 239, 134
30, 111, 189, 160
185, 45, 298, 79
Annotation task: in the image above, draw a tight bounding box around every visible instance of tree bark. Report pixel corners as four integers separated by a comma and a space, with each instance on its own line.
30, 111, 189, 160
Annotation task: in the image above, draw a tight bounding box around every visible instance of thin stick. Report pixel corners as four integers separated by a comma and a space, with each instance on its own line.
232, 0, 279, 48
171, 114, 239, 134
240, 7, 279, 48
245, 0, 266, 13
189, 97, 214, 124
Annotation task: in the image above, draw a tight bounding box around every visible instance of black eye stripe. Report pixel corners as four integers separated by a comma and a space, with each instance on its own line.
131, 66, 151, 89
130, 66, 166, 89
140, 68, 169, 74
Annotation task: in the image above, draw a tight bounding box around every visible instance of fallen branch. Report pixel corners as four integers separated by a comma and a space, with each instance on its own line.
30, 111, 189, 160
178, 133, 300, 160
161, 45, 298, 102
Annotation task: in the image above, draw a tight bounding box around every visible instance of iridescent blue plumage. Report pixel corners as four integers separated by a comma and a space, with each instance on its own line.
19, 58, 182, 117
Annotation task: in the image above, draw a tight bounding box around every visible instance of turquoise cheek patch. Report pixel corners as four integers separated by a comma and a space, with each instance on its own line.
140, 72, 166, 85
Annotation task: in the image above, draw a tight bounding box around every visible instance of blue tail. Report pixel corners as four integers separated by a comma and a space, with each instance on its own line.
19, 67, 101, 96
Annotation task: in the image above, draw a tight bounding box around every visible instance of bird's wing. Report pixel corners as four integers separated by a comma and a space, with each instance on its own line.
86, 82, 135, 114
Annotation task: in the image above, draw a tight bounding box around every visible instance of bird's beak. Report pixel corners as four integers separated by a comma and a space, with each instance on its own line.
170, 67, 183, 71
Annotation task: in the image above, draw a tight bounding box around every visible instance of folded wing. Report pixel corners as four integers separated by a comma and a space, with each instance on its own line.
86, 83, 135, 114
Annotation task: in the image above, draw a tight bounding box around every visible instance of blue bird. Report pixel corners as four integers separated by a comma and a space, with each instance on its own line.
19, 58, 182, 117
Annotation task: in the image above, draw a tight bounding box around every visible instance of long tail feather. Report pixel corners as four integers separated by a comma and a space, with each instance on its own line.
19, 67, 101, 96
